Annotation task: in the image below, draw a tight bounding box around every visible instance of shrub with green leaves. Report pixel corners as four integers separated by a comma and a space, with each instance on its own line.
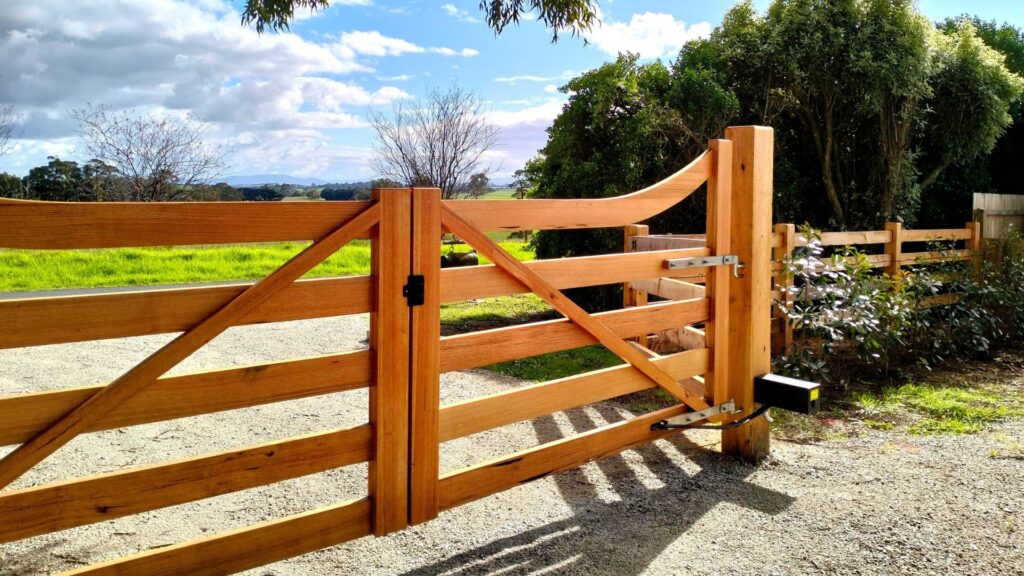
775, 226, 1024, 384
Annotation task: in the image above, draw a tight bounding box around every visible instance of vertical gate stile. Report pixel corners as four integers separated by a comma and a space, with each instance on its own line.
369, 187, 412, 535
705, 139, 733, 407
409, 187, 442, 524
722, 126, 773, 462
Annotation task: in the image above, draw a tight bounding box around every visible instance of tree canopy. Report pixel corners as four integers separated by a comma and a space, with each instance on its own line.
242, 0, 598, 40
524, 1, 1023, 310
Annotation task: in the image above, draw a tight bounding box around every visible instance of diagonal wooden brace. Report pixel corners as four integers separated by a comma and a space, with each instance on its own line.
440, 204, 709, 412
0, 203, 382, 491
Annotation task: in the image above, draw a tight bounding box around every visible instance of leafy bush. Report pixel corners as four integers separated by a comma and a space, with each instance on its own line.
775, 226, 1024, 384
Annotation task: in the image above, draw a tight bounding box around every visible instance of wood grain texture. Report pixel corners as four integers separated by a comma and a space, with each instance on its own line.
368, 188, 410, 535
0, 204, 380, 491
773, 223, 796, 355
721, 126, 772, 462
439, 349, 707, 441
441, 247, 711, 302
439, 404, 689, 511
409, 188, 442, 525
705, 139, 732, 406
440, 298, 708, 373
0, 425, 371, 543
0, 199, 372, 249
0, 276, 372, 349
0, 351, 370, 446
63, 498, 372, 576
628, 278, 705, 301
623, 224, 651, 348
898, 250, 972, 265
885, 221, 903, 281
441, 205, 709, 411
903, 228, 972, 242
444, 153, 710, 232
2, 249, 708, 351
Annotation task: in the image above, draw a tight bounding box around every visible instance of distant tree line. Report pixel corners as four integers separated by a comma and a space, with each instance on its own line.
0, 156, 242, 202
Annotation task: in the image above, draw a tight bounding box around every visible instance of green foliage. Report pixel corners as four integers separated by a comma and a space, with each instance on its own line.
0, 173, 24, 198
241, 0, 599, 41
936, 17, 1024, 198
774, 227, 913, 382
710, 0, 1023, 228
776, 227, 1024, 385
22, 156, 95, 202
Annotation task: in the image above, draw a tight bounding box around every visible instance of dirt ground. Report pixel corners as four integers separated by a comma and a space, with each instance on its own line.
0, 314, 1022, 575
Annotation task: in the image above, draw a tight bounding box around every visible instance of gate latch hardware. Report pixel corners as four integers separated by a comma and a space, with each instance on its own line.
403, 275, 425, 306
664, 255, 744, 277
651, 401, 740, 430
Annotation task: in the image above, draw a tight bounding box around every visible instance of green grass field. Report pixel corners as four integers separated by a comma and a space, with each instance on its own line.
481, 188, 518, 199
0, 238, 534, 292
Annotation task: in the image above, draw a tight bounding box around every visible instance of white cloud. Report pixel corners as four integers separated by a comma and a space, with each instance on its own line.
486, 98, 567, 178
0, 0, 470, 177
494, 71, 575, 85
543, 84, 558, 93
336, 30, 424, 57
442, 3, 481, 23
431, 47, 480, 57
586, 12, 712, 59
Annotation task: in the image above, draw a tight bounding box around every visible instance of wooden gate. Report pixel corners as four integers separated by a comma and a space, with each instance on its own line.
0, 126, 773, 574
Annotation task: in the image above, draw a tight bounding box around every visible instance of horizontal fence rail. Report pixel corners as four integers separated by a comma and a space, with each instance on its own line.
625, 219, 982, 355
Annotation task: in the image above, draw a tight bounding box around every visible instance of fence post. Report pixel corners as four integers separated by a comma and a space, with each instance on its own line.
369, 187, 412, 535
409, 187, 442, 525
885, 220, 903, 282
722, 126, 772, 462
772, 223, 796, 355
623, 224, 649, 346
705, 140, 732, 405
967, 220, 983, 278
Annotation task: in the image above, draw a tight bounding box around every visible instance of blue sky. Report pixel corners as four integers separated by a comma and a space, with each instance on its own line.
1, 0, 1021, 182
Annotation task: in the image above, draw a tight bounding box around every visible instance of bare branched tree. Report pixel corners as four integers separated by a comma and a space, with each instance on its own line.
0, 104, 18, 157
370, 85, 500, 200
71, 104, 228, 201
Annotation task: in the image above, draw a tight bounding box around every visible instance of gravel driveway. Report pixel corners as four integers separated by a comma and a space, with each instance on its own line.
0, 314, 1021, 575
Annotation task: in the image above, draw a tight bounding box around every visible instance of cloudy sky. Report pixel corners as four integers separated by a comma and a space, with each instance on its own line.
1, 0, 1021, 182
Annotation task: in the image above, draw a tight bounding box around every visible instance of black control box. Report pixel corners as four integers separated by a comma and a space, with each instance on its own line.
754, 373, 820, 414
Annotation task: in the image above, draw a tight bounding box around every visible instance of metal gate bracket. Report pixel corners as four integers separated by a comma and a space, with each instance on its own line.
651, 401, 739, 430
664, 255, 744, 277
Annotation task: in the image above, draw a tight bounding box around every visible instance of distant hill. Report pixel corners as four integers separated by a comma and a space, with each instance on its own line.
220, 174, 519, 188
221, 174, 330, 187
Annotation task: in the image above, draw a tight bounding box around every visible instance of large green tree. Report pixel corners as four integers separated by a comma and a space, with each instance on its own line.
22, 157, 93, 202
242, 0, 597, 40
712, 0, 1022, 228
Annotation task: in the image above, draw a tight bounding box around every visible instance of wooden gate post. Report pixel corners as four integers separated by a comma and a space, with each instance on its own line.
409, 187, 442, 525
623, 224, 649, 346
722, 126, 772, 462
772, 222, 796, 355
370, 187, 412, 535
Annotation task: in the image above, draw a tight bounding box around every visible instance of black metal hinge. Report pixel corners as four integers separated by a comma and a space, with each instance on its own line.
403, 274, 425, 306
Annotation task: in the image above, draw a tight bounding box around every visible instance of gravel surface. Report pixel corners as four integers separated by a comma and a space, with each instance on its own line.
1, 314, 1022, 575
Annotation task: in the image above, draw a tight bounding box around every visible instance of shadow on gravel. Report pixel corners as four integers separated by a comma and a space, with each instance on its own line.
404, 406, 795, 576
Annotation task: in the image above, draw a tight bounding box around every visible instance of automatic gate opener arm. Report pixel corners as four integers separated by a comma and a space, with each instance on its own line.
440, 204, 709, 412
0, 203, 382, 491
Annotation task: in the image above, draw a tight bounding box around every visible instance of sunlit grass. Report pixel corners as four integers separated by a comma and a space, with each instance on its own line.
0, 239, 534, 292
855, 382, 1024, 435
